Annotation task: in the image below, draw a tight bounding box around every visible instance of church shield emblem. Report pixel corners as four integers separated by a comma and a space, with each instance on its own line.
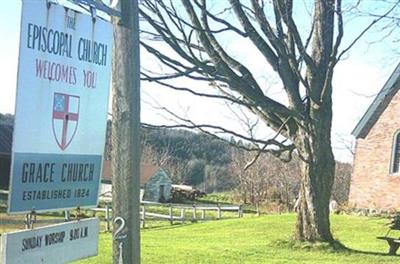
52, 92, 80, 150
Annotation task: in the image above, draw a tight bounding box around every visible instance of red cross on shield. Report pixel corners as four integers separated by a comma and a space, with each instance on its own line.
52, 92, 80, 150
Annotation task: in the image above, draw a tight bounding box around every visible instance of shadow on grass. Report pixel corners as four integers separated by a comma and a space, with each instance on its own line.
335, 240, 398, 257
141, 222, 196, 232
141, 217, 241, 232
274, 238, 399, 257
194, 199, 233, 206
346, 248, 396, 257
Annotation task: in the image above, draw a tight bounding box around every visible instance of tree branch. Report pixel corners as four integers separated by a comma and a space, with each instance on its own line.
337, 1, 399, 61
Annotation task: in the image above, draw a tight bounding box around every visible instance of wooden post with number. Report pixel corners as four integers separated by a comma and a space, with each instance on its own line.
111, 0, 141, 263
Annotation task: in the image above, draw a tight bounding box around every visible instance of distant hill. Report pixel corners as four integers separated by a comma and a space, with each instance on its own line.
0, 113, 14, 125
104, 120, 233, 189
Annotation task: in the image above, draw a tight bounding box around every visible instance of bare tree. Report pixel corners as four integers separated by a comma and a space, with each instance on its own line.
231, 148, 300, 211
230, 146, 255, 204
139, 0, 399, 242
270, 154, 301, 210
332, 161, 352, 205
141, 141, 185, 183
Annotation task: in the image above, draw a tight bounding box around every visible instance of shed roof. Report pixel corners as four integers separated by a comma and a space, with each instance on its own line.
0, 123, 13, 155
102, 160, 162, 186
352, 62, 400, 139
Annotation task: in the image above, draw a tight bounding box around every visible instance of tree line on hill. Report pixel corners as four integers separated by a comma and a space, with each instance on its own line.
137, 125, 352, 208
1, 114, 352, 208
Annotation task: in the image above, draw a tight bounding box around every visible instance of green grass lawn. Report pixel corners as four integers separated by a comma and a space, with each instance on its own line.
74, 214, 400, 264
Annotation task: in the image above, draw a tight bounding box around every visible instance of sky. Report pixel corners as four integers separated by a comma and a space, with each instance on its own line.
0, 0, 399, 163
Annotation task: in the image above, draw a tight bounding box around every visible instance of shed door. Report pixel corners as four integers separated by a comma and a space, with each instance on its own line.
159, 185, 165, 202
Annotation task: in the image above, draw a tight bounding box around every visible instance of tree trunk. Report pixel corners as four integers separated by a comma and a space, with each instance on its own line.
294, 108, 335, 242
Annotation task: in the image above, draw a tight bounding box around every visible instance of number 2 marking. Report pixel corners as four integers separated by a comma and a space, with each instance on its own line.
114, 217, 127, 240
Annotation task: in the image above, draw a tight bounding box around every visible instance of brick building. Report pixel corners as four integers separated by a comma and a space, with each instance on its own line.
350, 62, 400, 210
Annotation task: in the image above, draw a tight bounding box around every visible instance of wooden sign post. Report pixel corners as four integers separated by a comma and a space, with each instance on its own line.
111, 0, 141, 263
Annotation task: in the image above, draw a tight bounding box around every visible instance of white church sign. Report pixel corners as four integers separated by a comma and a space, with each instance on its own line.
0, 218, 99, 264
8, 0, 113, 213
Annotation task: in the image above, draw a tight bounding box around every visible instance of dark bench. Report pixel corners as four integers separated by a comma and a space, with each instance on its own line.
377, 236, 400, 255
377, 214, 400, 255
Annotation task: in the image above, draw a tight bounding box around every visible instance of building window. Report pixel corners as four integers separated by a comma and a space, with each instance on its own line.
392, 131, 400, 174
